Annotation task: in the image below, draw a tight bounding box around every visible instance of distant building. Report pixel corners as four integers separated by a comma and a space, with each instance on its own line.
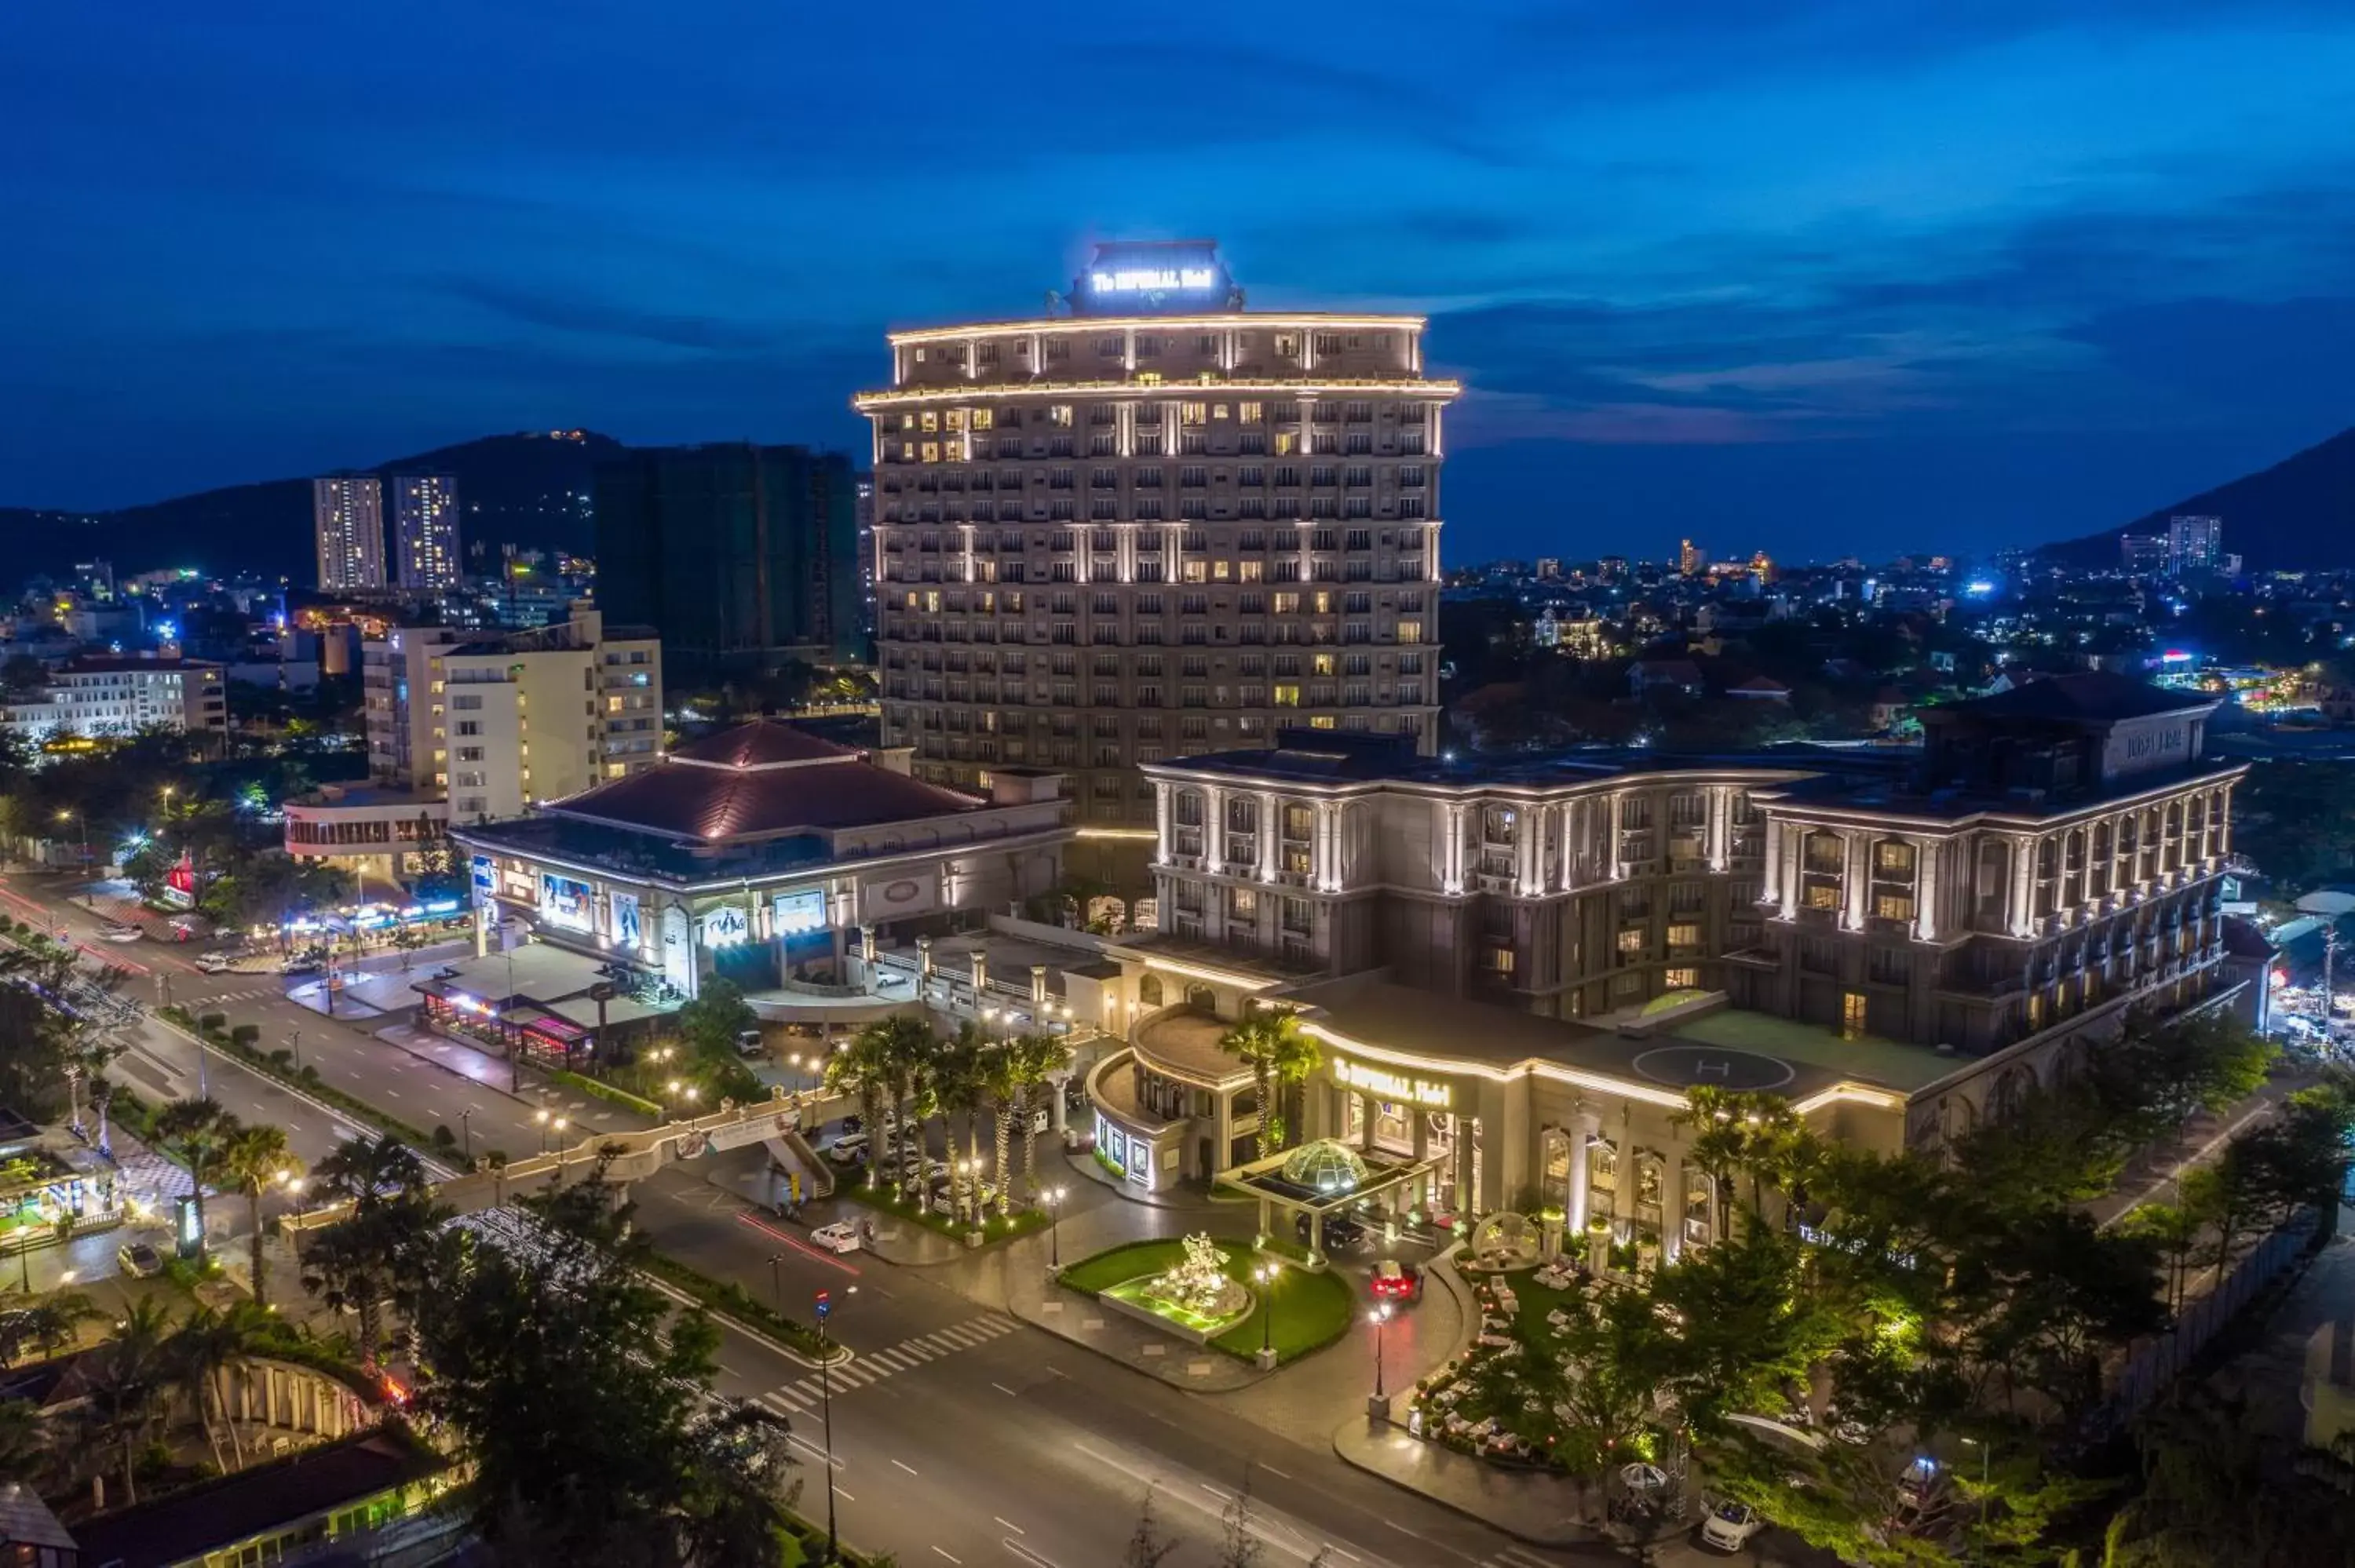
312, 475, 385, 593
2120, 533, 2170, 574
593, 443, 863, 677
1535, 557, 1563, 581
390, 473, 463, 592
2167, 514, 2222, 575
1628, 659, 1705, 700
1597, 556, 1628, 583
0, 656, 226, 747
1678, 539, 1705, 576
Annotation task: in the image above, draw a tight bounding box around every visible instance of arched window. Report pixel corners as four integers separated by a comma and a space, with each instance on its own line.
1185, 983, 1216, 1015
1137, 973, 1164, 1008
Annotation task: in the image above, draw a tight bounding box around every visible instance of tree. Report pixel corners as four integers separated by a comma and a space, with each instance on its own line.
1123, 1490, 1182, 1568
1006, 1032, 1068, 1209
930, 1026, 988, 1223
76, 1296, 175, 1506
0, 1398, 46, 1488
221, 1122, 299, 1307
674, 976, 758, 1063
1218, 1007, 1316, 1158
824, 1024, 896, 1191
301, 1134, 443, 1369
410, 1164, 794, 1565
153, 1097, 236, 1260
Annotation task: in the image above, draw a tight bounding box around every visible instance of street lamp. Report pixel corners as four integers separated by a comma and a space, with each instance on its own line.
816, 1283, 858, 1564
287, 1030, 302, 1074
458, 1107, 474, 1162
1369, 1303, 1394, 1399
1254, 1263, 1276, 1358
1047, 1184, 1067, 1269
767, 1254, 785, 1316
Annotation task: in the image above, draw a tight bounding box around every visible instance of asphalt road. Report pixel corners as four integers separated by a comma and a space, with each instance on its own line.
6, 873, 1627, 1568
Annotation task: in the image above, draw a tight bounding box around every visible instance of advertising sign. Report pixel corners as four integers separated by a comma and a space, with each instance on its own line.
539, 873, 593, 932
611, 891, 642, 951
700, 904, 750, 949
772, 888, 827, 939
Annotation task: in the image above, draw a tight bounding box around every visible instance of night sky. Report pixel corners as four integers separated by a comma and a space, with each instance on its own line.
9, 1, 2355, 563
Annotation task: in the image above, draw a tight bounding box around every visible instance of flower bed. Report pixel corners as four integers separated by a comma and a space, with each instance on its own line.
1405, 1258, 1596, 1471
1060, 1236, 1353, 1364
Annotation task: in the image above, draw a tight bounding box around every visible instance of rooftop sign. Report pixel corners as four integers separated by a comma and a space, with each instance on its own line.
1070, 239, 1236, 315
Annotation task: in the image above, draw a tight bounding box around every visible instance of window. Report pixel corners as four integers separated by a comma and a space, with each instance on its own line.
1664, 968, 1699, 989
1875, 841, 1917, 876
1805, 883, 1840, 911
1874, 892, 1915, 922
1840, 991, 1868, 1041
1616, 928, 1645, 954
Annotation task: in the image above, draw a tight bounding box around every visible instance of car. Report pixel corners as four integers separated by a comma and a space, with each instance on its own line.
1700, 1500, 1762, 1552
1299, 1212, 1367, 1253
1369, 1259, 1422, 1303
823, 1135, 870, 1167
1894, 1455, 1941, 1515
281, 958, 324, 978
117, 1242, 164, 1279
735, 1029, 766, 1059
931, 1183, 997, 1217
98, 926, 144, 944
809, 1222, 862, 1253
194, 955, 239, 974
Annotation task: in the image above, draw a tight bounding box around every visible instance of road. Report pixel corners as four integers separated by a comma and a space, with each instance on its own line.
5, 872, 1627, 1568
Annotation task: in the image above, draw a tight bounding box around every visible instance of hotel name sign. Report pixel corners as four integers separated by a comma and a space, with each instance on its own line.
1333, 1057, 1451, 1109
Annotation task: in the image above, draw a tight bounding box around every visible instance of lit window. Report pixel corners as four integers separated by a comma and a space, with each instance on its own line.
1272, 684, 1301, 707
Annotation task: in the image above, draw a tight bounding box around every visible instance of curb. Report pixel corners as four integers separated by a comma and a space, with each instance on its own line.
638, 1267, 847, 1371
1003, 1278, 1269, 1394
1328, 1417, 1607, 1553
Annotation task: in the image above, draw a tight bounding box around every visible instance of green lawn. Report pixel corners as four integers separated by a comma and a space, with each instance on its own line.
836, 1179, 1051, 1245
1061, 1237, 1356, 1363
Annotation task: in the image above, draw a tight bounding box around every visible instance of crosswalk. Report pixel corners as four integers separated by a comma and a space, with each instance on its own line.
752, 1312, 1020, 1417
1480, 1548, 1561, 1568
205, 985, 285, 1003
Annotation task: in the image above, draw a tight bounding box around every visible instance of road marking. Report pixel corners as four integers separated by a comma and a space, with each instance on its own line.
893, 1458, 920, 1477
1320, 1546, 1360, 1563
930, 1550, 959, 1564
1199, 1483, 1231, 1501
835, 1487, 855, 1502
994, 1516, 1024, 1535
1001, 1541, 1058, 1568
1383, 1521, 1422, 1538
991, 1382, 1017, 1396
1260, 1464, 1291, 1479
787, 1435, 842, 1468
1495, 1549, 1552, 1568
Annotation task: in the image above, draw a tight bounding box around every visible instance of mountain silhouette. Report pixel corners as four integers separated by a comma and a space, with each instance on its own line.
2038, 425, 2355, 571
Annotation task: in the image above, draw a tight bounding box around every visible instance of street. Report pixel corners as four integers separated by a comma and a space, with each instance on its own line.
4, 871, 1629, 1568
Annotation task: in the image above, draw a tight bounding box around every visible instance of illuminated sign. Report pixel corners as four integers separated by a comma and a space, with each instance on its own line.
471, 855, 495, 892
700, 905, 750, 949
1332, 1058, 1451, 1108
612, 892, 642, 950
772, 888, 827, 938
540, 873, 593, 933
1090, 267, 1216, 293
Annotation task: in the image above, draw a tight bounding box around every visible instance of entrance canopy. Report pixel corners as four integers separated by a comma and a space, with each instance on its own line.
1216, 1138, 1436, 1264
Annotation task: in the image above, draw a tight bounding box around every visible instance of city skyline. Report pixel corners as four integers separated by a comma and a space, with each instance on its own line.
8, 3, 2355, 563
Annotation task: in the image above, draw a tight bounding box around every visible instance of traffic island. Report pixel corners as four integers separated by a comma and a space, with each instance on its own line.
1057, 1234, 1354, 1366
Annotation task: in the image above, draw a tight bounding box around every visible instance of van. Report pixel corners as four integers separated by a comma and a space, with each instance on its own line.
736, 1030, 765, 1059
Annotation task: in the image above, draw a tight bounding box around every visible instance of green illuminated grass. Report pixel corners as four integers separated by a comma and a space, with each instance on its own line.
1061, 1237, 1356, 1363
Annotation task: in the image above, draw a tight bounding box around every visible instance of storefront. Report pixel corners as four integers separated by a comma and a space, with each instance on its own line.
414, 983, 592, 1070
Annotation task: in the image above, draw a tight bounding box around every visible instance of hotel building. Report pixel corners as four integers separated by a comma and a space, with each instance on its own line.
853, 240, 1459, 841
1084, 674, 2254, 1253
314, 475, 386, 593
392, 474, 464, 592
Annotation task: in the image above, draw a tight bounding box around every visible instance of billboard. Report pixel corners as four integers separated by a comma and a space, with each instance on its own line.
772, 888, 827, 938
540, 873, 593, 932
611, 891, 642, 951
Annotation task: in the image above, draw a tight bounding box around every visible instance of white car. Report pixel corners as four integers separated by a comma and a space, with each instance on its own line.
809, 1222, 862, 1253
823, 1135, 870, 1168
98, 926, 144, 944
194, 955, 239, 974
1700, 1500, 1762, 1552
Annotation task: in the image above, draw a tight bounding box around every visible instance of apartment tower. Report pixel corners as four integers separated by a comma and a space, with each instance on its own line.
853, 240, 1459, 844
313, 474, 386, 592
392, 474, 465, 591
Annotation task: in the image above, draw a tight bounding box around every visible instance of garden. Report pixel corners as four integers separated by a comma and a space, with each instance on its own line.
1059, 1233, 1356, 1364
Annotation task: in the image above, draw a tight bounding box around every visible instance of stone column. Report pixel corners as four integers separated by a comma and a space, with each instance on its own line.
1206, 786, 1226, 870
1030, 964, 1048, 1008
970, 949, 988, 997
1914, 837, 1941, 942
859, 924, 876, 964
916, 935, 934, 981
1608, 793, 1627, 881
1842, 831, 1868, 931
1051, 1071, 1069, 1136
1706, 787, 1729, 870
1260, 791, 1280, 882
1565, 1105, 1601, 1231
2010, 832, 2039, 938
1154, 782, 1172, 865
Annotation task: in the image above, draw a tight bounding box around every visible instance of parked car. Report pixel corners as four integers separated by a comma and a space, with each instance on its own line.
117, 1242, 164, 1279
809, 1222, 862, 1253
98, 925, 144, 945
931, 1183, 997, 1217
735, 1029, 766, 1059
281, 957, 324, 978
1699, 1500, 1762, 1552
1298, 1212, 1367, 1253
1368, 1259, 1422, 1304
823, 1135, 870, 1167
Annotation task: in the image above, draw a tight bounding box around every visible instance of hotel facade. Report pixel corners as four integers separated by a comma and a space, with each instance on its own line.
1083, 675, 2258, 1256
854, 240, 1458, 838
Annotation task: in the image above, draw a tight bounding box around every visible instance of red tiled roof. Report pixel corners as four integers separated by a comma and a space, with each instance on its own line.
668, 720, 862, 770
551, 727, 984, 841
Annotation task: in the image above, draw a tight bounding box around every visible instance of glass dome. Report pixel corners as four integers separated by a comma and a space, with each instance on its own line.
1281, 1139, 1369, 1194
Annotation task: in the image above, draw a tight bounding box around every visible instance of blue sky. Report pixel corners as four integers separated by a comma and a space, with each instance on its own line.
7, 0, 2355, 561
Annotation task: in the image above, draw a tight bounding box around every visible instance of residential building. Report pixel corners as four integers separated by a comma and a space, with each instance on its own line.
853, 239, 1460, 839
1678, 538, 1705, 576
593, 443, 863, 676
2120, 532, 2171, 574
1078, 674, 2246, 1231
2167, 514, 2223, 575
294, 606, 661, 883
451, 720, 1069, 1000
391, 473, 463, 591
0, 656, 226, 746
312, 474, 385, 593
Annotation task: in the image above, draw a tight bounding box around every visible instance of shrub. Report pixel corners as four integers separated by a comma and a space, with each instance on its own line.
432, 1125, 457, 1150
198, 1011, 227, 1032
229, 1023, 261, 1048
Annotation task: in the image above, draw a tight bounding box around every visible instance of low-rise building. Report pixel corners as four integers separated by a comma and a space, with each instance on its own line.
1083, 674, 2247, 1244
451, 720, 1072, 998
0, 657, 226, 747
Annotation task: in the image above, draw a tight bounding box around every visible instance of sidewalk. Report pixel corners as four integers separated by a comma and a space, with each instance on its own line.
1332, 1416, 1603, 1550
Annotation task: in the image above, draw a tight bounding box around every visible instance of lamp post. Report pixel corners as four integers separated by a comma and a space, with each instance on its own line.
1958, 1436, 1992, 1563
458, 1107, 473, 1162
767, 1254, 785, 1316
287, 1029, 301, 1075
1047, 1184, 1067, 1270
816, 1284, 857, 1563
1254, 1263, 1277, 1368
1367, 1302, 1394, 1419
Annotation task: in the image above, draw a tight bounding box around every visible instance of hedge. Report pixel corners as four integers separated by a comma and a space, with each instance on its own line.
637, 1250, 834, 1358
160, 1006, 444, 1160
547, 1069, 663, 1120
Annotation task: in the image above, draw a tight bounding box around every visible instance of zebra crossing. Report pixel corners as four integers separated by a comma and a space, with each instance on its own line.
752, 1312, 1020, 1415
1480, 1548, 1562, 1568
203, 985, 284, 1004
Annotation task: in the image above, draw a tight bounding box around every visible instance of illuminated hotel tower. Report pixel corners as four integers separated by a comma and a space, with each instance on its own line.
853, 240, 1462, 837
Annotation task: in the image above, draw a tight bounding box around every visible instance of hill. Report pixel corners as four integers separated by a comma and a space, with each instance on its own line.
0, 430, 626, 585
2038, 424, 2355, 571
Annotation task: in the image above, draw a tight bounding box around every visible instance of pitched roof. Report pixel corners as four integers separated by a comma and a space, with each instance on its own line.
549, 723, 983, 841
669, 720, 862, 770
1948, 671, 2214, 724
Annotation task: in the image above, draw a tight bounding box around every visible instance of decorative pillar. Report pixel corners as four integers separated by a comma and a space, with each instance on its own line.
1154, 782, 1172, 865
1842, 831, 1868, 932
1608, 793, 1626, 881
1030, 964, 1048, 1007
1914, 837, 1940, 942
1762, 818, 1786, 908
2010, 832, 2039, 938
916, 935, 934, 981
1663, 1151, 1687, 1261
970, 949, 988, 995
1259, 791, 1280, 882
1205, 786, 1226, 870
1565, 1104, 1601, 1231
1705, 787, 1729, 870
859, 924, 877, 964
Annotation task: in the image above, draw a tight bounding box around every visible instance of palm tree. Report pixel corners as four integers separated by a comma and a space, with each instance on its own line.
312, 1132, 427, 1218
0, 1398, 46, 1488
154, 1097, 236, 1260
931, 1027, 988, 1223
824, 1026, 895, 1191
79, 1296, 175, 1505
300, 1202, 429, 1372
876, 1015, 939, 1201
980, 1048, 1024, 1223
170, 1301, 275, 1472
89, 1072, 117, 1158
998, 1033, 1068, 1215
1218, 1007, 1316, 1158
221, 1124, 299, 1307
22, 1292, 100, 1360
